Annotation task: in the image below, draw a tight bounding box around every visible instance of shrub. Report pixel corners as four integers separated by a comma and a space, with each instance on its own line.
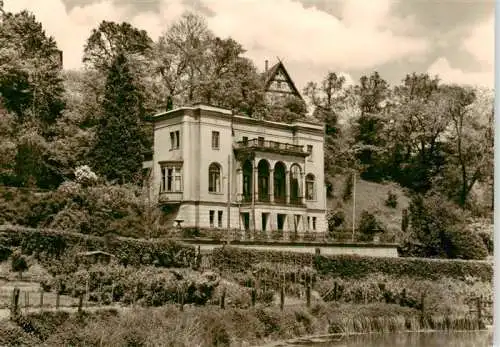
478, 231, 493, 254
444, 227, 488, 260
408, 192, 467, 258
0, 245, 12, 262
11, 250, 29, 278
385, 191, 398, 208
327, 209, 345, 231
212, 247, 492, 282
358, 211, 385, 240
0, 225, 196, 271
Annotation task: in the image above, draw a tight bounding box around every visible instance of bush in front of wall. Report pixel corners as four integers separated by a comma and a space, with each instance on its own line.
358, 211, 385, 241
444, 226, 488, 260
327, 209, 345, 232
211, 247, 493, 282
0, 226, 196, 272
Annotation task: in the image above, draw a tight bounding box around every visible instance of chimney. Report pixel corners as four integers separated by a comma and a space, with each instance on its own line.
265, 60, 268, 72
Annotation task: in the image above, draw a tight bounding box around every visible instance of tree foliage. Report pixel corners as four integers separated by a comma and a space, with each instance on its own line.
153, 12, 265, 115
90, 53, 149, 184
83, 20, 153, 72
0, 10, 65, 126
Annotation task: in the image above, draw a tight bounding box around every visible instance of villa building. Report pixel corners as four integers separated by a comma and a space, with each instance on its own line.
145, 104, 326, 235
143, 59, 326, 235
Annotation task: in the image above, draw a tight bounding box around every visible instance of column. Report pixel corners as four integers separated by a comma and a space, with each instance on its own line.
253, 163, 259, 202
300, 172, 305, 204
236, 168, 242, 201
269, 168, 274, 203
285, 170, 290, 204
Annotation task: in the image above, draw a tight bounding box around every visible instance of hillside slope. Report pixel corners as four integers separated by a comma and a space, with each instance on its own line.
327, 174, 410, 237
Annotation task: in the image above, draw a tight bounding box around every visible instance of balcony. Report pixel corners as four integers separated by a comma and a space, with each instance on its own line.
234, 138, 309, 157
238, 194, 306, 207
159, 191, 182, 204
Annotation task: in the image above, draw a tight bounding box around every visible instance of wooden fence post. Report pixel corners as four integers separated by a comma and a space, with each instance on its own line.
78, 293, 84, 314
419, 293, 426, 326
39, 288, 44, 309
220, 288, 226, 309
11, 287, 20, 319
476, 296, 484, 329
98, 283, 102, 307
55, 291, 60, 310
251, 287, 256, 307
86, 278, 89, 302
306, 283, 311, 308
280, 285, 285, 311
25, 291, 29, 310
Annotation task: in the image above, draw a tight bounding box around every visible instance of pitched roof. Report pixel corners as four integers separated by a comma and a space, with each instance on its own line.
261, 60, 304, 101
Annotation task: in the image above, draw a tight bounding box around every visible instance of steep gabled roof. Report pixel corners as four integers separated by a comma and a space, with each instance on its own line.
262, 60, 304, 101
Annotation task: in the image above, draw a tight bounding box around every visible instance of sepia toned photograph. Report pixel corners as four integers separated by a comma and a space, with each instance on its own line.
0, 0, 495, 346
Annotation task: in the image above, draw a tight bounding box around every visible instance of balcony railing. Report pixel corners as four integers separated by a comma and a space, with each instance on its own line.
159, 191, 182, 204
238, 194, 305, 207
234, 139, 309, 157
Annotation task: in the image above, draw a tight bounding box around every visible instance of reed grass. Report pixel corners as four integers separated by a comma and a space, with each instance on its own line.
2, 302, 486, 347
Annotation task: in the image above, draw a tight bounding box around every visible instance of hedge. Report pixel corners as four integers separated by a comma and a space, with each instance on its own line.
211, 247, 493, 282
0, 225, 195, 268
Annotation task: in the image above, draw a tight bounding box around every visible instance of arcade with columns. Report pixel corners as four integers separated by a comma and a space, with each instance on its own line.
234, 148, 317, 234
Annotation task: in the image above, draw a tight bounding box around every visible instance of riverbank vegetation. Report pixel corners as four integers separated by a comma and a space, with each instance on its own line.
1, 302, 489, 347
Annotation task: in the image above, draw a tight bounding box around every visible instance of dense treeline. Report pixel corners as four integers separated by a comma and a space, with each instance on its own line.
0, 8, 493, 259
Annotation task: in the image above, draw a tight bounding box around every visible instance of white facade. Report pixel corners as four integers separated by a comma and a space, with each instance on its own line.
148, 104, 327, 234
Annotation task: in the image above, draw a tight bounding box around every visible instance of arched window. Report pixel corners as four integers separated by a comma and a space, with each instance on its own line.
209, 163, 221, 193
305, 174, 315, 201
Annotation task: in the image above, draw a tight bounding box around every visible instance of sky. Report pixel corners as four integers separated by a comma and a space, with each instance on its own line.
3, 0, 495, 91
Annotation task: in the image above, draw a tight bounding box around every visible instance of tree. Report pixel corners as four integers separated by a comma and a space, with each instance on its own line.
90, 53, 149, 184
11, 250, 29, 280
385, 73, 448, 192
352, 72, 391, 181
153, 12, 265, 115
263, 94, 307, 123
154, 12, 212, 107
436, 86, 493, 208
0, 10, 65, 127
304, 72, 355, 174
83, 20, 153, 72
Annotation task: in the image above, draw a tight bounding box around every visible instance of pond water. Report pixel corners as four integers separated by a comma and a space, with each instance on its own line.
301, 331, 493, 347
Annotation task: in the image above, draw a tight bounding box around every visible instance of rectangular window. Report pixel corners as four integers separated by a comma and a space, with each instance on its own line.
212, 131, 220, 149
307, 216, 311, 230
312, 217, 317, 231
170, 131, 180, 149
209, 210, 215, 228
161, 167, 166, 192
174, 170, 182, 191
218, 211, 223, 228
242, 136, 248, 144
160, 165, 182, 192
258, 136, 265, 146
306, 181, 314, 200
167, 168, 173, 191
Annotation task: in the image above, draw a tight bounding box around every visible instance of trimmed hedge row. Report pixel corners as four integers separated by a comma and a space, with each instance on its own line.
211, 247, 493, 282
0, 225, 195, 268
